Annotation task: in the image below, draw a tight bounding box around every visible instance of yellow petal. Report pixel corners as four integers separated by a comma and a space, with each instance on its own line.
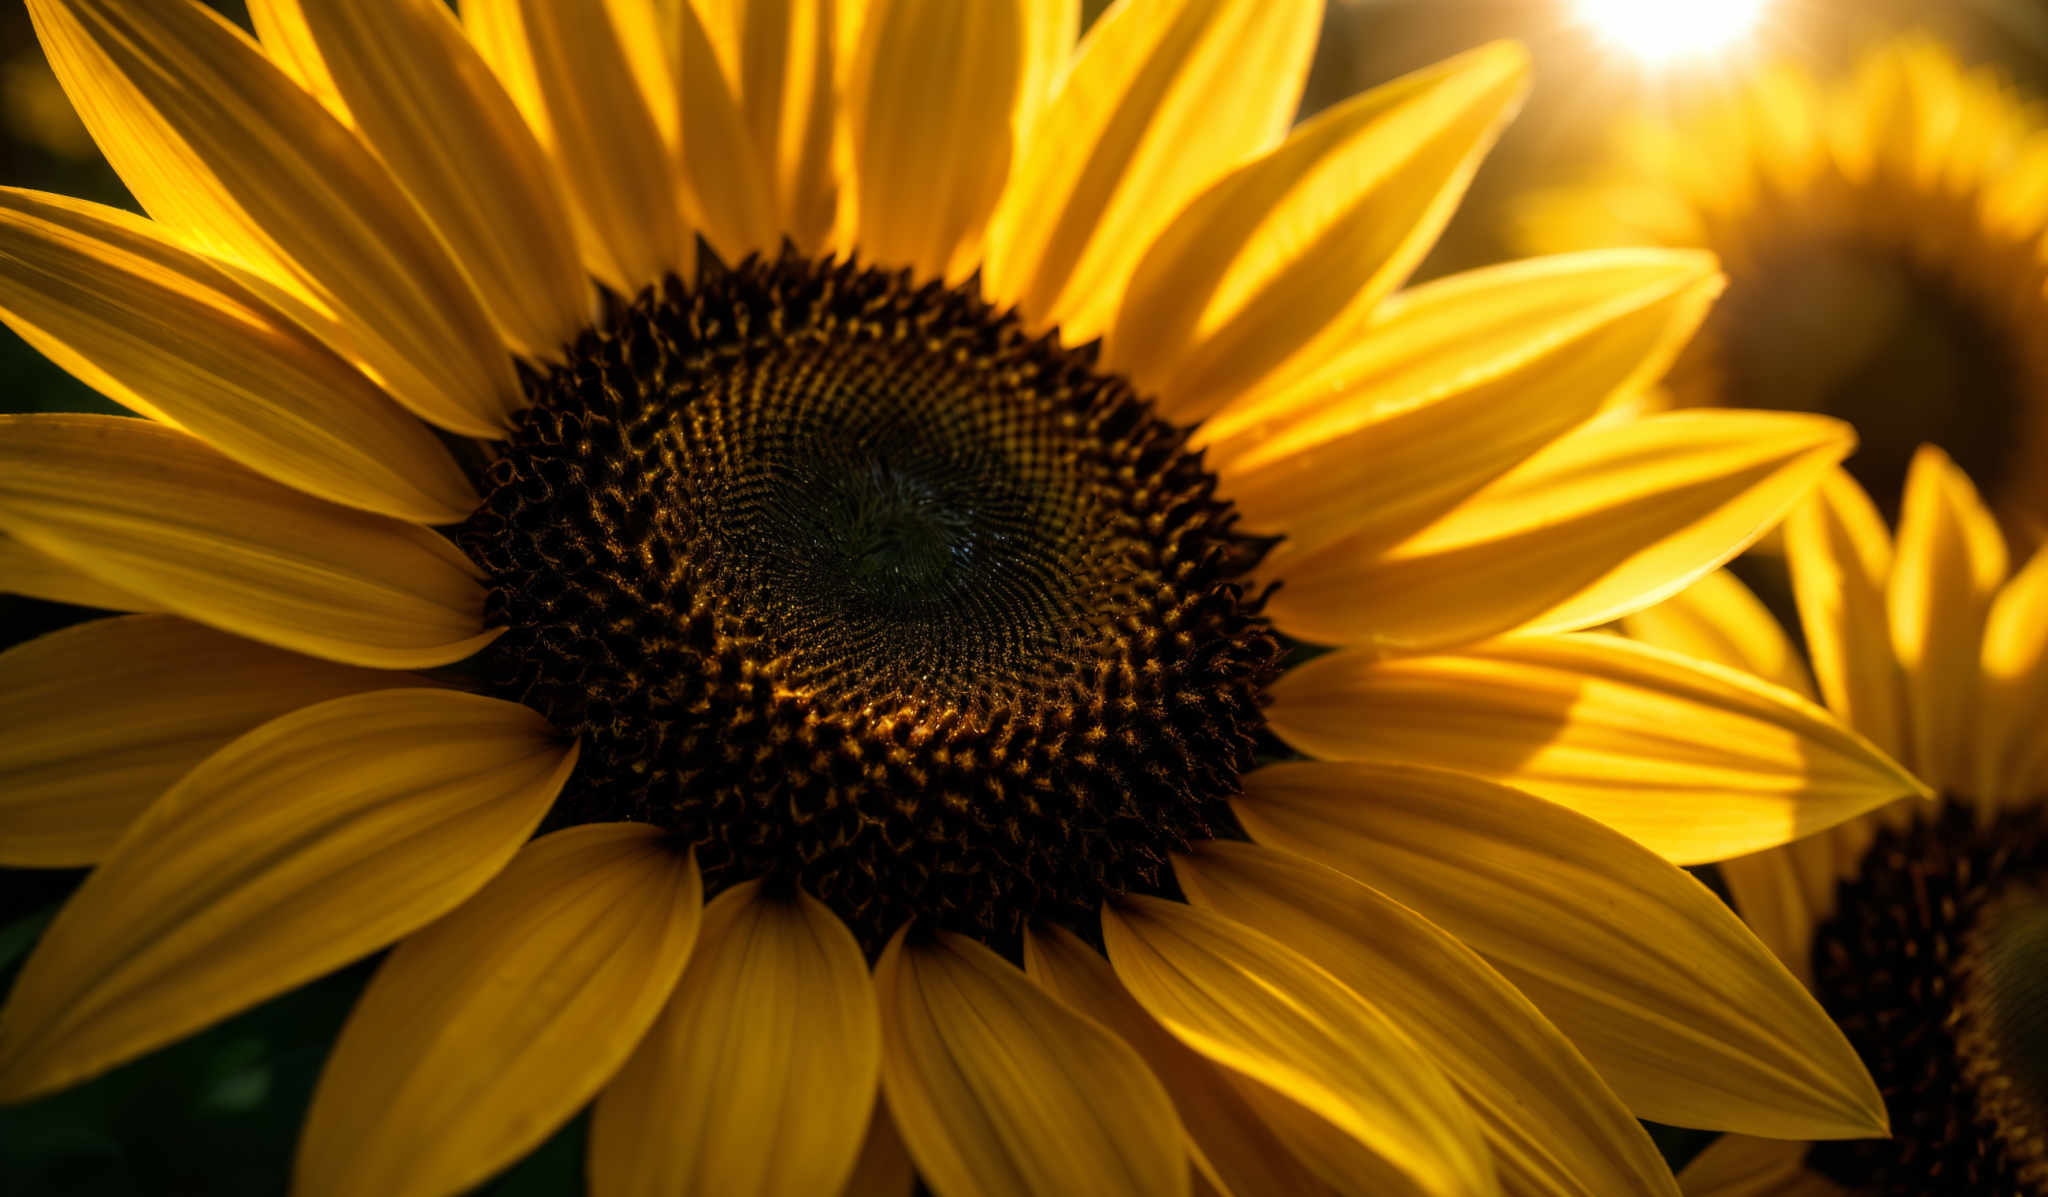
1235, 761, 1888, 1140
0, 528, 151, 611
1981, 546, 2048, 802
0, 188, 477, 523
29, 0, 522, 437
1678, 1134, 1846, 1197
296, 824, 702, 1197
1888, 445, 2008, 793
463, 0, 687, 293
671, 0, 782, 262
1017, 0, 1079, 135
842, 0, 1022, 282
0, 614, 435, 867
589, 881, 879, 1197
1201, 250, 1724, 561
876, 928, 1188, 1197
695, 0, 841, 253
1622, 568, 1817, 700
246, 0, 589, 358
1271, 633, 1928, 863
1106, 43, 1528, 424
982, 0, 1319, 341
0, 415, 494, 669
1268, 411, 1853, 651
839, 1096, 915, 1197
1102, 896, 1496, 1197
1715, 834, 1861, 990
1783, 468, 1905, 759
0, 688, 575, 1102
1176, 841, 1678, 1197
1023, 924, 1336, 1197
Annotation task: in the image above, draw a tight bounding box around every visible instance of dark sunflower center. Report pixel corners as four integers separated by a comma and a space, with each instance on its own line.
1806, 799, 2048, 1195
1688, 239, 2025, 520
461, 254, 1279, 952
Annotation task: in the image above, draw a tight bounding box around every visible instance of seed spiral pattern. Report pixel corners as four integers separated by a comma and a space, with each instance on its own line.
462, 253, 1281, 951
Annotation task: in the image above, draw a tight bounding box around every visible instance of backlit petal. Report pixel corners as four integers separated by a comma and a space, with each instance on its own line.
1784, 469, 1906, 758
0, 415, 493, 670
29, 0, 522, 436
1024, 924, 1336, 1197
695, 0, 841, 252
1107, 43, 1527, 424
1201, 250, 1722, 560
843, 0, 1023, 281
1103, 896, 1495, 1197
0, 615, 430, 867
1981, 547, 2048, 801
248, 0, 589, 357
0, 688, 574, 1101
670, 0, 783, 262
590, 881, 879, 1197
877, 928, 1187, 1197
1268, 633, 1928, 863
0, 189, 476, 522
464, 0, 687, 293
1176, 841, 1678, 1197
1888, 445, 2008, 792
982, 0, 1320, 341
1268, 411, 1852, 651
1235, 762, 1887, 1139
1622, 568, 1817, 700
1018, 0, 1079, 134
297, 824, 702, 1197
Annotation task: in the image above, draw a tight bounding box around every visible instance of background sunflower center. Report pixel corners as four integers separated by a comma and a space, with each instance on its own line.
461, 255, 1280, 952
1805, 800, 2048, 1195
1688, 238, 2024, 520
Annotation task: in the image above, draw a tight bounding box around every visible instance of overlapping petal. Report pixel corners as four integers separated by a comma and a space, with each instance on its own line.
876, 929, 1187, 1197
0, 615, 430, 867
1023, 924, 1337, 1196
843, 0, 1024, 281
246, 0, 589, 357
1103, 896, 1495, 1197
1107, 42, 1528, 423
1269, 633, 1928, 863
464, 0, 688, 292
0, 529, 149, 611
0, 188, 477, 522
29, 0, 522, 436
1980, 546, 2048, 801
1199, 249, 1723, 560
1622, 568, 1817, 699
1234, 762, 1888, 1139
0, 415, 495, 669
589, 881, 879, 1197
1268, 411, 1853, 651
296, 824, 702, 1197
696, 0, 844, 252
983, 0, 1320, 341
0, 689, 575, 1102
1175, 842, 1678, 1197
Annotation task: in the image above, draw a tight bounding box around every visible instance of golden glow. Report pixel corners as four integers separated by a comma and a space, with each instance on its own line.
1573, 0, 1771, 65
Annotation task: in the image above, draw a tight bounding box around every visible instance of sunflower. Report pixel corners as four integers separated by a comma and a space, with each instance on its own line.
1621, 448, 2048, 1195
1521, 36, 2048, 539
0, 2, 1930, 1195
